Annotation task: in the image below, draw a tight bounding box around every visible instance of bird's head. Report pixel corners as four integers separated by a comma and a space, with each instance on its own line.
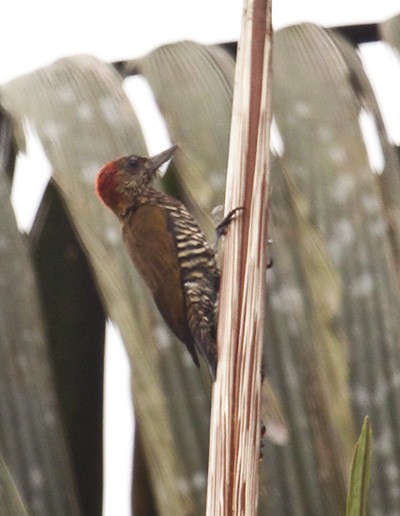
96, 145, 178, 216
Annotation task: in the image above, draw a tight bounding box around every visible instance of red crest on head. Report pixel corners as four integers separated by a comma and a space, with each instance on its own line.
95, 161, 122, 210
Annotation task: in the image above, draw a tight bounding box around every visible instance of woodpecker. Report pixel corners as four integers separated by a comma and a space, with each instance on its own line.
96, 145, 219, 380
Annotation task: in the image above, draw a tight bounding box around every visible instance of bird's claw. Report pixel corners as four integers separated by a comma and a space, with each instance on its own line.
215, 207, 245, 238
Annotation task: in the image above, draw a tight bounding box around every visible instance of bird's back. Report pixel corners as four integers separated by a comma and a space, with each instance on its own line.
122, 193, 219, 378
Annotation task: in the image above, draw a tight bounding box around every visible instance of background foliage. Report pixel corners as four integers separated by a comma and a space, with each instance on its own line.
0, 15, 400, 515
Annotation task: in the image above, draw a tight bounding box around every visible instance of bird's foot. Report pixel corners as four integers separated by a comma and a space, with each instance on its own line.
260, 421, 266, 461
215, 207, 244, 238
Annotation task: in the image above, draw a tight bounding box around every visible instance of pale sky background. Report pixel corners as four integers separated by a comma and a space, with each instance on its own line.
2, 1, 400, 515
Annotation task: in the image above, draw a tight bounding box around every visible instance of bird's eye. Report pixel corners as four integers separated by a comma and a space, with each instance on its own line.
127, 157, 140, 170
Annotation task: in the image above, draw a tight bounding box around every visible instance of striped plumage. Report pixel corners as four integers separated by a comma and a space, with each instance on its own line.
96, 146, 219, 380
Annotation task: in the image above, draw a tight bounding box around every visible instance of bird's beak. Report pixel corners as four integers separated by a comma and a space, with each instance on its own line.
148, 145, 178, 172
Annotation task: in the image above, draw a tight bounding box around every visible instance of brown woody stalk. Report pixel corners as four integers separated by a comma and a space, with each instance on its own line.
206, 0, 272, 513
